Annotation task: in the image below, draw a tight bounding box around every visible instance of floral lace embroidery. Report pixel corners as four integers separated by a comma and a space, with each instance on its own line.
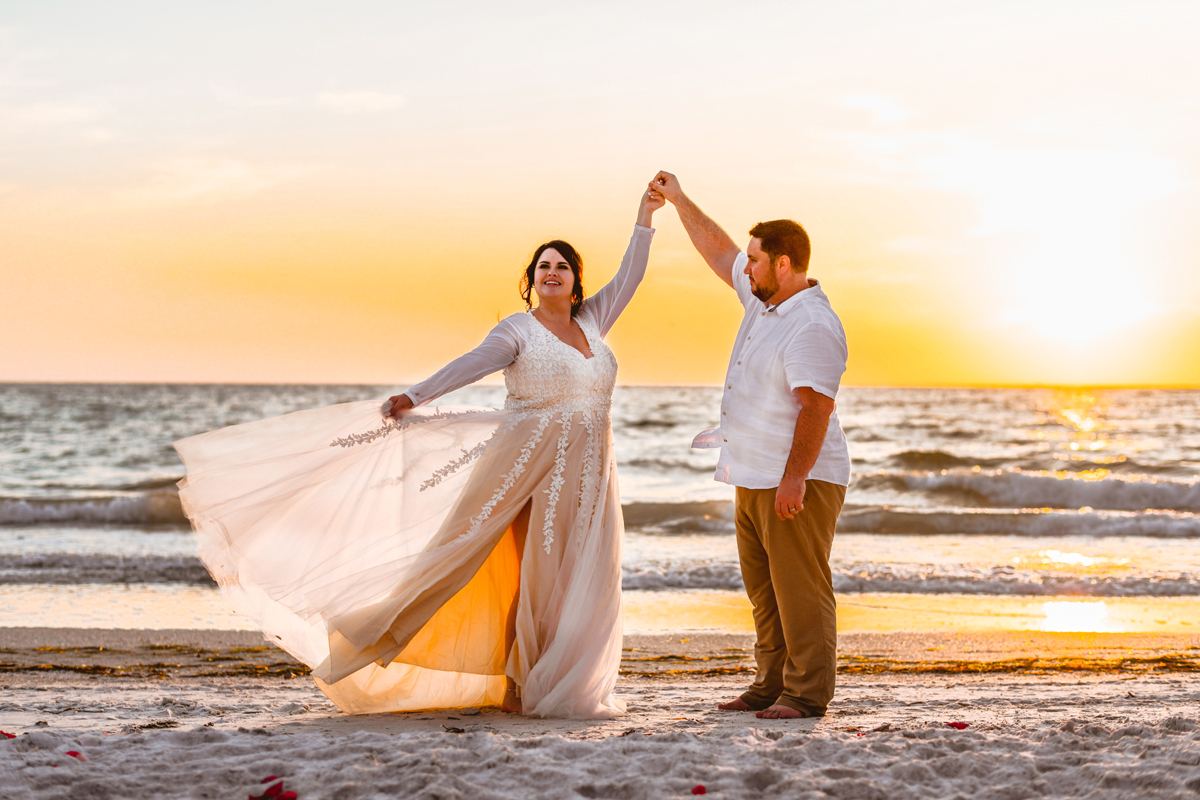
329, 408, 485, 449
576, 411, 598, 511
503, 314, 617, 414
540, 413, 572, 554
461, 413, 551, 540
421, 443, 488, 492
573, 411, 602, 550
420, 416, 522, 492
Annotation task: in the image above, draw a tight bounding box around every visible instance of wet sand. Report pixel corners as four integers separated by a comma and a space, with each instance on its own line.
4, 627, 1199, 680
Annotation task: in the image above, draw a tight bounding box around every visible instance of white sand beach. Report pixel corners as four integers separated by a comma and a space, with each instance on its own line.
3, 628, 1199, 798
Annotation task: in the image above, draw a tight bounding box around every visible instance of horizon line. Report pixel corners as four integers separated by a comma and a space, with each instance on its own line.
2, 380, 1198, 391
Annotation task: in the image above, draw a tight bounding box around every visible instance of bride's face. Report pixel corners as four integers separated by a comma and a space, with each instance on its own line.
533, 248, 575, 303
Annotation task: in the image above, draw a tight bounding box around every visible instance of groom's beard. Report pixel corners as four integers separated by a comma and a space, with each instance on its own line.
750, 269, 780, 303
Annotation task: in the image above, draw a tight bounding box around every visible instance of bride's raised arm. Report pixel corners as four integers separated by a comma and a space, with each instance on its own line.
585, 187, 664, 337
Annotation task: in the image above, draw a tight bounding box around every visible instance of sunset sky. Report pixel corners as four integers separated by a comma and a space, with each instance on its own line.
2, 1, 1198, 387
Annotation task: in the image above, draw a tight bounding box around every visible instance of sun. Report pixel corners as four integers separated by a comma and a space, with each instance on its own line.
917, 136, 1181, 349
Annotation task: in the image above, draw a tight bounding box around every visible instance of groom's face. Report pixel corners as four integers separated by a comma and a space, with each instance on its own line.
746, 238, 780, 303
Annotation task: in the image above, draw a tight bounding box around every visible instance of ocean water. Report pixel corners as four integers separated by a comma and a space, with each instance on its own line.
2, 384, 1199, 629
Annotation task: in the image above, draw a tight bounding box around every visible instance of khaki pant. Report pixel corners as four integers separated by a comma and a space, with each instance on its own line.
735, 480, 846, 715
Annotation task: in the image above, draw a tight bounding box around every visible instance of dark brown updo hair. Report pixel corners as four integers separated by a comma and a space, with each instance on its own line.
520, 240, 585, 317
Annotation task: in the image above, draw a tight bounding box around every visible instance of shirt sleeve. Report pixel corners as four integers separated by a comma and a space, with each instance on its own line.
783, 322, 848, 401
730, 251, 753, 307
403, 315, 527, 406
583, 224, 654, 338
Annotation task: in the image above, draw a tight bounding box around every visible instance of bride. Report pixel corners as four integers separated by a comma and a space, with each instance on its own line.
175, 185, 663, 718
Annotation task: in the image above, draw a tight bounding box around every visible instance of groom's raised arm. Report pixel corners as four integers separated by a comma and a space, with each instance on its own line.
652, 171, 741, 289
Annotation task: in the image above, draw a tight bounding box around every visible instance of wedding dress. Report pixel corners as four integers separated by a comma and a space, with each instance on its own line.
175, 225, 653, 718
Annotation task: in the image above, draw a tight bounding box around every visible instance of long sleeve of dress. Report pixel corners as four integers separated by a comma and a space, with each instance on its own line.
403, 315, 528, 406
584, 224, 654, 337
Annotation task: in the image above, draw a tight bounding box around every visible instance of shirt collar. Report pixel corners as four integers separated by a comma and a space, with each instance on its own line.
767, 279, 822, 317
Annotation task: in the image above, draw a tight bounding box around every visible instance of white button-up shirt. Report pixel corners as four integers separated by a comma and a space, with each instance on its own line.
698, 252, 850, 489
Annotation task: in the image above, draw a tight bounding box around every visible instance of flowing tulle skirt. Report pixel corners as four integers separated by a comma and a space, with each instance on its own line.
175, 401, 625, 718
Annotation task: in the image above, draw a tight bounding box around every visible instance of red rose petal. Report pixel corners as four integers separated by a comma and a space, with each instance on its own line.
692, 787, 707, 795
65, 751, 86, 761
946, 722, 969, 730
250, 777, 287, 800
0, 732, 15, 739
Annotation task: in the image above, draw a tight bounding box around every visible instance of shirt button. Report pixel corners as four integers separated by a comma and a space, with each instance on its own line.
737, 361, 741, 365
760, 312, 765, 316
722, 411, 726, 415
727, 385, 732, 389
723, 438, 728, 442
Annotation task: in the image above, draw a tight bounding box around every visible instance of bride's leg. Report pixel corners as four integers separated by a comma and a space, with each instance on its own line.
502, 500, 532, 713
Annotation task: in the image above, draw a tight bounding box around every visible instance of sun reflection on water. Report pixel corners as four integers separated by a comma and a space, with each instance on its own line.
1041, 600, 1114, 632
1034, 390, 1125, 463
1012, 549, 1131, 573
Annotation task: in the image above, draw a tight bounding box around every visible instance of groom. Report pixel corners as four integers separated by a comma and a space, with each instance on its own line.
652, 171, 850, 719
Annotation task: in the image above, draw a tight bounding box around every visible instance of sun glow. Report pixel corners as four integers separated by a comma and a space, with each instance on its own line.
1041, 601, 1114, 632
3, 3, 1199, 386
916, 141, 1182, 347
1034, 390, 1125, 462
1012, 550, 1130, 573
1041, 550, 1127, 568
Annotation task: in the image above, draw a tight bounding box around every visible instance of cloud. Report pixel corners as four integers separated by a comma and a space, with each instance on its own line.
211, 86, 295, 109
841, 95, 914, 126
1, 100, 104, 129
315, 90, 406, 114
112, 156, 314, 210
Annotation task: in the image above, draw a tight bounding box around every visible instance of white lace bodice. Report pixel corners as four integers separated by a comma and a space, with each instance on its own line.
402, 225, 652, 409
503, 313, 617, 414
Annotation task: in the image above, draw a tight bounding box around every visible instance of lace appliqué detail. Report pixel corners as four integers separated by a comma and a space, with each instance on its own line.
540, 414, 572, 554
421, 443, 488, 492
461, 413, 551, 540
329, 408, 484, 449
419, 416, 522, 492
502, 314, 617, 415
573, 411, 603, 550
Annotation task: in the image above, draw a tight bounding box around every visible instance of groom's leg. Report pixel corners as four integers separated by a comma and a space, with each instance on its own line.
734, 487, 786, 710
769, 479, 845, 715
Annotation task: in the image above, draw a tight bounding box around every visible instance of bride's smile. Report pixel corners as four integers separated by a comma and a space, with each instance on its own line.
534, 249, 574, 299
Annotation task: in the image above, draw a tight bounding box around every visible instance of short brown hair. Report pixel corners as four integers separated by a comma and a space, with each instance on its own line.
749, 219, 810, 273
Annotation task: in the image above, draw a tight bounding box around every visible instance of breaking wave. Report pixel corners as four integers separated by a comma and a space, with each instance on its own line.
7, 552, 1195, 596
621, 562, 1200, 596
856, 470, 1200, 512
621, 501, 734, 533
837, 507, 1200, 538
0, 553, 213, 584
0, 491, 187, 526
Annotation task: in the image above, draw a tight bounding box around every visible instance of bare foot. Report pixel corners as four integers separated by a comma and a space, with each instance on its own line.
717, 697, 756, 711
755, 704, 806, 719
501, 687, 522, 714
